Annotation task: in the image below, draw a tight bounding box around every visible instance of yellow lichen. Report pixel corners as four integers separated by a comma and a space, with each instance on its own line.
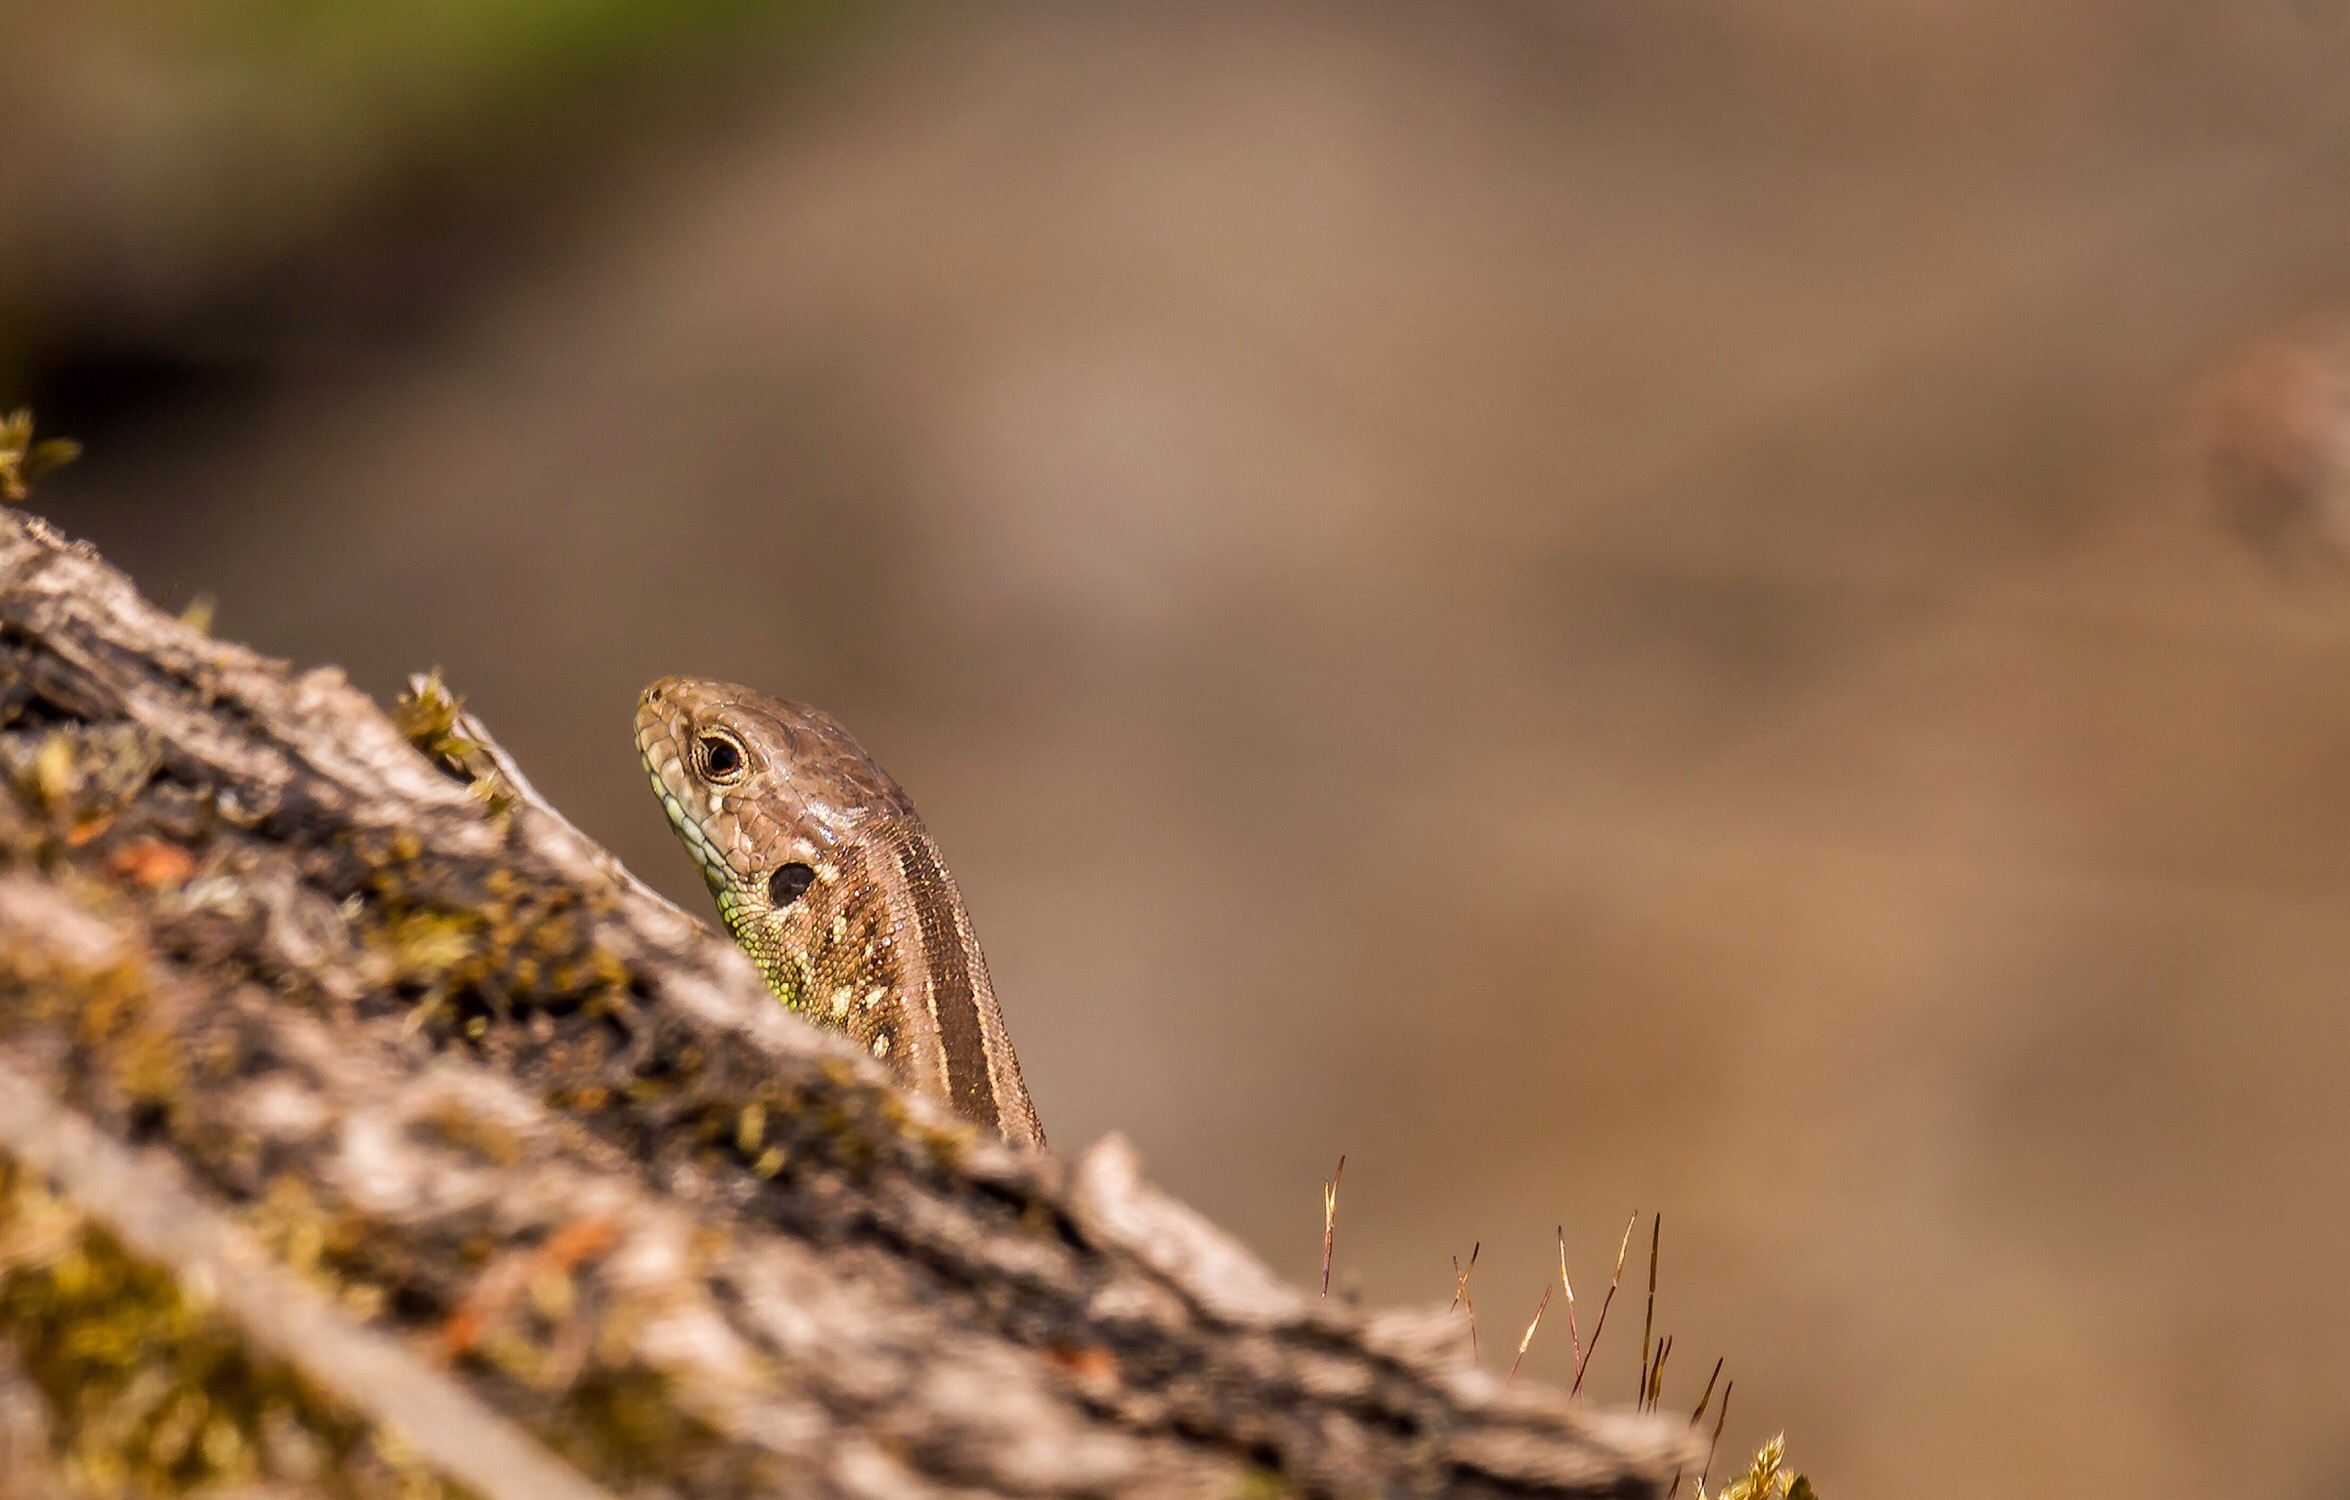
0, 1160, 474, 1498
419, 1100, 527, 1169
390, 673, 474, 769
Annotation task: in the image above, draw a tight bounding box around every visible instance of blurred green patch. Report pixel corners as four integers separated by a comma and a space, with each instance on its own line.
0, 0, 850, 388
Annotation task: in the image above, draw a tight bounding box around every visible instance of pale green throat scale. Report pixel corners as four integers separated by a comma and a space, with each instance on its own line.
635, 677, 1044, 1147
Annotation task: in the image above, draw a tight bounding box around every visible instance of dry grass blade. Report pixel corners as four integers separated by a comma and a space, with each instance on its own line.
1637, 1214, 1660, 1407
1507, 1284, 1551, 1380
1557, 1224, 1582, 1377
1570, 1212, 1636, 1396
1320, 1155, 1345, 1298
1689, 1356, 1723, 1426
1450, 1242, 1482, 1362
1671, 1356, 1726, 1499
1701, 1380, 1733, 1494
1644, 1333, 1672, 1411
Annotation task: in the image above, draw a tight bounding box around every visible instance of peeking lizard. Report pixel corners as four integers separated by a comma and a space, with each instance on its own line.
635, 677, 1044, 1147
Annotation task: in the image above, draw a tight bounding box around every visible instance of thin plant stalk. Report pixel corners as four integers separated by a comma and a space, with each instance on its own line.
1672, 1356, 1724, 1497
1701, 1380, 1733, 1495
1320, 1155, 1346, 1299
1689, 1357, 1723, 1427
1450, 1242, 1482, 1362
1570, 1212, 1636, 1396
1508, 1284, 1551, 1380
1556, 1225, 1583, 1377
1636, 1214, 1660, 1407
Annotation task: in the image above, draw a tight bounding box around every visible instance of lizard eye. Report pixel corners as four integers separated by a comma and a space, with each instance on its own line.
696, 732, 746, 784
769, 862, 815, 908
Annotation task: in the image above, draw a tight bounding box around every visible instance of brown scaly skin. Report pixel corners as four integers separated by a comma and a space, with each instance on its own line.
635, 677, 1045, 1147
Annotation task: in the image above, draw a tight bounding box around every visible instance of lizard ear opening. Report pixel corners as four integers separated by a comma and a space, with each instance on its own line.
769, 862, 816, 909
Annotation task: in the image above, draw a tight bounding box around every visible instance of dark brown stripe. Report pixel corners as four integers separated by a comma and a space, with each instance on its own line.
892, 825, 995, 1127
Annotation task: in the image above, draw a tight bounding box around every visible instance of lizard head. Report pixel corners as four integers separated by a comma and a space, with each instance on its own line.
634, 675, 915, 1007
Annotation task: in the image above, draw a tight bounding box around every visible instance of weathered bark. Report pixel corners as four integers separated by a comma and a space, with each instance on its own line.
0, 506, 1695, 1498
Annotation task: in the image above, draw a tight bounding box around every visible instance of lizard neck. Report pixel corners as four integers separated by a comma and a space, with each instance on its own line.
723, 817, 1044, 1149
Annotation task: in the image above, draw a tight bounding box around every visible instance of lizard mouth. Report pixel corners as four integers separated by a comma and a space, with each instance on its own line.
634, 681, 732, 899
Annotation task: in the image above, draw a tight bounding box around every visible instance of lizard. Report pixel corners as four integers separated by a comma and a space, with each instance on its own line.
634, 676, 1045, 1147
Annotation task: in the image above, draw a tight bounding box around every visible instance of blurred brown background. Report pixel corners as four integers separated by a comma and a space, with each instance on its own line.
15, 3, 2350, 1495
